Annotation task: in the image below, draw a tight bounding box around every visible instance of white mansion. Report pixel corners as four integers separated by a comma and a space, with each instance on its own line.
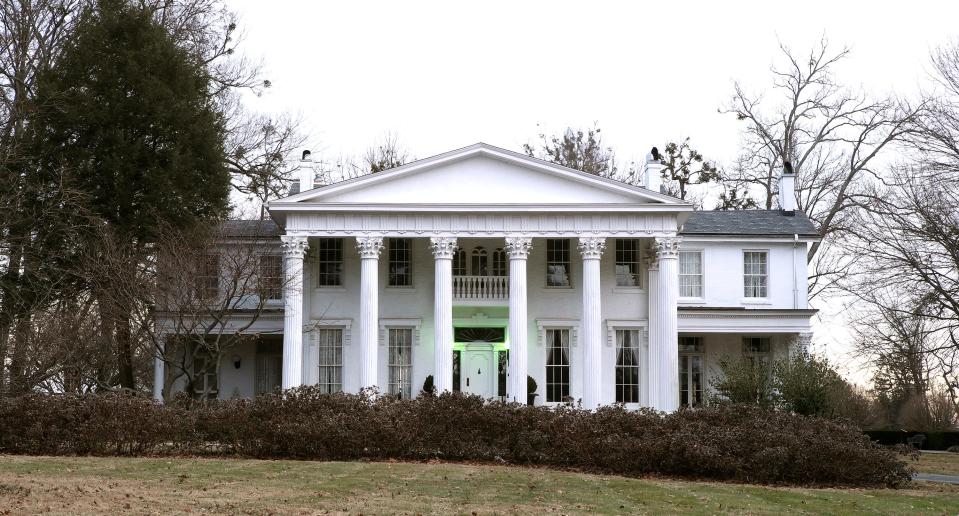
154, 143, 818, 411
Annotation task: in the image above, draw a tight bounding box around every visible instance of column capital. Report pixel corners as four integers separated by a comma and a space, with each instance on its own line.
504, 236, 533, 259
280, 235, 309, 258
578, 237, 606, 260
653, 236, 682, 260
356, 236, 384, 259
429, 237, 458, 259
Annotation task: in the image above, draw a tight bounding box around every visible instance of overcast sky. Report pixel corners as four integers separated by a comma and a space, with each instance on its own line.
227, 0, 959, 380
231, 0, 958, 167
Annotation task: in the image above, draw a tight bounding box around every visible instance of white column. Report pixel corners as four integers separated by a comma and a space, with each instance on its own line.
281, 235, 309, 390
430, 237, 457, 392
648, 236, 681, 412
356, 236, 384, 393
644, 247, 659, 407
578, 237, 606, 409
153, 341, 165, 402
505, 237, 532, 403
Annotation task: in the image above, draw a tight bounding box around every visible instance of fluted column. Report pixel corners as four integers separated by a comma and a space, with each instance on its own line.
578, 237, 606, 408
356, 236, 384, 393
281, 235, 309, 390
505, 237, 532, 403
430, 237, 457, 392
648, 236, 681, 411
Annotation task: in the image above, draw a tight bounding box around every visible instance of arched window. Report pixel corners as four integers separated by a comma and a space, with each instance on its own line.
471, 247, 489, 276
452, 247, 466, 276
492, 248, 508, 276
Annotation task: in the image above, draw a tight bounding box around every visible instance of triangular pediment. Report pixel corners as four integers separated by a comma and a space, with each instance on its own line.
276, 143, 687, 206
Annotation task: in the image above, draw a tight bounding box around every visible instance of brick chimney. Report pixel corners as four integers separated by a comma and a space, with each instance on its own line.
779, 161, 796, 212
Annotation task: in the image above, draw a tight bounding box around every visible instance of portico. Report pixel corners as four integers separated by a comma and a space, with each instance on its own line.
268, 143, 694, 410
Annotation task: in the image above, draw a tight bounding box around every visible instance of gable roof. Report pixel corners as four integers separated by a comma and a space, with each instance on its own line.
273, 142, 690, 206
681, 210, 820, 239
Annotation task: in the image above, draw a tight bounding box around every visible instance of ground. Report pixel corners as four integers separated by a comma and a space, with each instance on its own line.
0, 455, 957, 515
915, 451, 959, 475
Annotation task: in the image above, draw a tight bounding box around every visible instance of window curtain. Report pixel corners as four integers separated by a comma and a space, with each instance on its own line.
389, 328, 412, 399
317, 329, 342, 394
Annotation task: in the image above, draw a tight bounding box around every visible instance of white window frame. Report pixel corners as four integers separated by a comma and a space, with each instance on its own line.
315, 327, 344, 394
742, 249, 770, 302
678, 249, 705, 301
614, 328, 642, 405
742, 335, 772, 368
386, 327, 414, 399
544, 328, 571, 404
379, 318, 422, 399
192, 350, 219, 400
679, 336, 705, 408
606, 320, 648, 407
545, 238, 573, 288
387, 237, 414, 288
614, 238, 642, 289
316, 238, 344, 289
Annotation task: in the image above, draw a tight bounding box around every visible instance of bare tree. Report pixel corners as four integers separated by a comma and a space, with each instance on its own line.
845, 168, 959, 417
524, 125, 618, 177
138, 222, 292, 399
722, 38, 923, 296
659, 137, 720, 206
363, 132, 411, 173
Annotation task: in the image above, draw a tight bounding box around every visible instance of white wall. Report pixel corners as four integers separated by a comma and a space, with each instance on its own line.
678, 239, 808, 310
198, 234, 810, 405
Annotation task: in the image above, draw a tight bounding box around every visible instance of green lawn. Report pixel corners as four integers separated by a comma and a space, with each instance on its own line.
1, 455, 957, 515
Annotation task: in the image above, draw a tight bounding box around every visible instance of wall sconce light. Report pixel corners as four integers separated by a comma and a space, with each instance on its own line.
233, 355, 242, 369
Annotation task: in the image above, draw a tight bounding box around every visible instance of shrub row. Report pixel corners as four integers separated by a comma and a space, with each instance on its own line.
0, 388, 913, 487
865, 430, 959, 451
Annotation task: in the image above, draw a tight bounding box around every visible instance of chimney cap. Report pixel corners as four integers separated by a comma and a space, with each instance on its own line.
646, 146, 661, 163
783, 160, 794, 175
301, 150, 312, 161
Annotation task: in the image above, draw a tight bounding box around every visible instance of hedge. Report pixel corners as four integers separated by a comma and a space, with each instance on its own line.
865, 430, 959, 451
0, 388, 914, 487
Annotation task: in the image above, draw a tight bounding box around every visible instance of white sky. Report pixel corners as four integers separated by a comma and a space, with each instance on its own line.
228, 0, 959, 382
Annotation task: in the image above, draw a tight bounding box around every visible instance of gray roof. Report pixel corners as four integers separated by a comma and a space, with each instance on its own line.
681, 210, 819, 238
219, 219, 281, 237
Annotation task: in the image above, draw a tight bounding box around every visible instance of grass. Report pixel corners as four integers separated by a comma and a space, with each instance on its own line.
914, 451, 959, 475
1, 456, 958, 515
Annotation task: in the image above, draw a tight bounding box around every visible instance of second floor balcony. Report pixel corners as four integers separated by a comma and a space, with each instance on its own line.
453, 274, 509, 304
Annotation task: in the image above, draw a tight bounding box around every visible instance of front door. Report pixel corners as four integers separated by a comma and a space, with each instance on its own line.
462, 350, 493, 398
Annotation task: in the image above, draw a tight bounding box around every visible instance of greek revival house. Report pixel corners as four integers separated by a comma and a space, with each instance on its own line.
154, 143, 818, 411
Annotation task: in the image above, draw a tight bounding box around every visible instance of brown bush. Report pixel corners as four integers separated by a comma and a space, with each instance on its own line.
0, 388, 913, 487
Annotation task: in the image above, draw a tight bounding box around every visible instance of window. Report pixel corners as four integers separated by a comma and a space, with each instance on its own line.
679, 251, 704, 298
255, 339, 282, 395
679, 336, 704, 407
615, 239, 641, 287
615, 329, 641, 403
388, 238, 413, 287
545, 329, 570, 402
192, 349, 219, 400
453, 349, 462, 392
743, 251, 768, 298
497, 350, 508, 398
258, 254, 283, 301
492, 248, 508, 277
317, 328, 343, 394
452, 247, 466, 276
546, 239, 571, 287
742, 336, 771, 366
197, 254, 219, 300
388, 328, 413, 399
471, 247, 489, 276
316, 238, 343, 287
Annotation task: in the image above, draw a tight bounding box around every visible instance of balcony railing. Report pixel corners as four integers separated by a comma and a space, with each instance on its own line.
453, 275, 509, 301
